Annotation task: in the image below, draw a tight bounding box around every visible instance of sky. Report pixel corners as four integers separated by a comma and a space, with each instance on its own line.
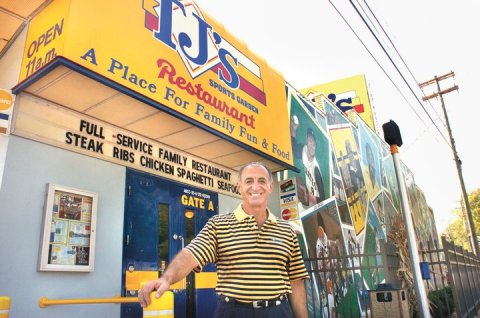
196, 0, 480, 234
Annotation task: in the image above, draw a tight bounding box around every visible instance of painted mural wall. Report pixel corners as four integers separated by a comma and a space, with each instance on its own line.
279, 83, 437, 315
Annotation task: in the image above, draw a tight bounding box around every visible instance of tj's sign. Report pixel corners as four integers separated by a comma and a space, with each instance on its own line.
145, 0, 239, 90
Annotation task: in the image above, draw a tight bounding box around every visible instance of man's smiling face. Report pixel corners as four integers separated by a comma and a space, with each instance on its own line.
237, 165, 273, 210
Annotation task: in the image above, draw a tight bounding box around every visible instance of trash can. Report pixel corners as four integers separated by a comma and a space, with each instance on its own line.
368, 284, 409, 318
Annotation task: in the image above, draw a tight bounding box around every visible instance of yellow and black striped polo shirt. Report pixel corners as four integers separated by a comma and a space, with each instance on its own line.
185, 204, 309, 302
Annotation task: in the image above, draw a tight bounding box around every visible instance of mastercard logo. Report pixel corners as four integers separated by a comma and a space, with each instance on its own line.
281, 207, 298, 220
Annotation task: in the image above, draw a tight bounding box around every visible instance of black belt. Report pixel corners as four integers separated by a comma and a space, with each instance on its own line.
218, 294, 288, 309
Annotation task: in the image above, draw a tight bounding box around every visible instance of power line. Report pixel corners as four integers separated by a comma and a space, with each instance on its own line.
327, 0, 427, 128
361, 0, 417, 85
344, 0, 451, 148
359, 0, 445, 128
353, 0, 385, 46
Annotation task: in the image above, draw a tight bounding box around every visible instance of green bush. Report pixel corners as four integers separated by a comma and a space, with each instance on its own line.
428, 286, 454, 318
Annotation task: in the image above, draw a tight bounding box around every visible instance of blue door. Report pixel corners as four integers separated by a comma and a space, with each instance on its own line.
121, 169, 218, 318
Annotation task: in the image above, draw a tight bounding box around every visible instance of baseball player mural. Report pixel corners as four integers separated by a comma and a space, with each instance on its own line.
282, 84, 437, 316
287, 86, 330, 214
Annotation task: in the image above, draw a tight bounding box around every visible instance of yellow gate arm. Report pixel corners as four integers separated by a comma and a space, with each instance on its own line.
39, 295, 138, 308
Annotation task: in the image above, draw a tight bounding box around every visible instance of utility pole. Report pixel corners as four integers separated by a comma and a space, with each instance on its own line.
419, 71, 479, 255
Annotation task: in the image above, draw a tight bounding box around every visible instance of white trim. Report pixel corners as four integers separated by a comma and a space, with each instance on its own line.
143, 309, 174, 316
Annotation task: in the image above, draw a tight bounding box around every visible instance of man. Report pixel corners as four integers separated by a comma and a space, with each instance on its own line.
315, 225, 338, 268
315, 225, 339, 289
365, 142, 380, 198
345, 139, 367, 209
138, 162, 309, 317
366, 143, 376, 187
347, 230, 356, 256
345, 139, 361, 194
301, 128, 325, 206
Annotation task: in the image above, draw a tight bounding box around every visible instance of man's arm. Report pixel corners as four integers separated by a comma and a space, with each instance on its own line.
138, 248, 198, 307
288, 279, 307, 318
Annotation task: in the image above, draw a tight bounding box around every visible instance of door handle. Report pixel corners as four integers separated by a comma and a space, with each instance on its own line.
172, 233, 185, 290
173, 233, 184, 248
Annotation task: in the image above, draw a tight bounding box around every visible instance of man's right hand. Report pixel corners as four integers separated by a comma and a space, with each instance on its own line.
138, 278, 170, 307
137, 248, 198, 307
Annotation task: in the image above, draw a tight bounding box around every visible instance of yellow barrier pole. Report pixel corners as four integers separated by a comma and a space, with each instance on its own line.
38, 295, 138, 308
143, 291, 174, 318
0, 296, 11, 318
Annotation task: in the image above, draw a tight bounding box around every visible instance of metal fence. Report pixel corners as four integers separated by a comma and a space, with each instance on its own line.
303, 240, 400, 318
304, 236, 480, 318
420, 236, 480, 318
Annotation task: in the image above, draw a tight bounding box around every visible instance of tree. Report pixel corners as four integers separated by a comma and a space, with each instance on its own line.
443, 188, 480, 252
468, 188, 480, 236
444, 208, 470, 250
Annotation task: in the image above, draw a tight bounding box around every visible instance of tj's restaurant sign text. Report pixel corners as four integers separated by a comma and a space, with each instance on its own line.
18, 0, 294, 167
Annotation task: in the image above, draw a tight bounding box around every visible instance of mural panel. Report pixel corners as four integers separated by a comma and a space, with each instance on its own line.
281, 84, 438, 316
287, 86, 331, 215
329, 126, 367, 236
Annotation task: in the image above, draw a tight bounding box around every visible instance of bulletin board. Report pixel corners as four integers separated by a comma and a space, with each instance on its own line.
39, 184, 98, 272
